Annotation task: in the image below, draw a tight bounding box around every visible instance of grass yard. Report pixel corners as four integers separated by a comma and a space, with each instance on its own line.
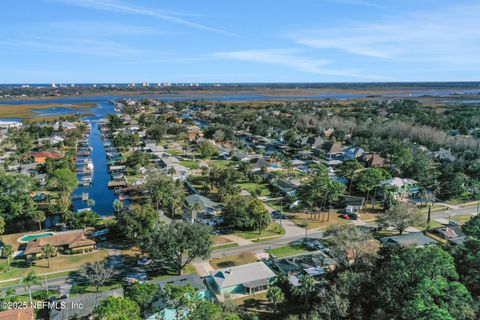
238, 182, 271, 197
180, 160, 198, 169
234, 221, 285, 240
450, 214, 474, 225
212, 236, 233, 245
0, 250, 110, 282
207, 159, 234, 168
290, 212, 350, 229
266, 244, 310, 258
209, 252, 258, 269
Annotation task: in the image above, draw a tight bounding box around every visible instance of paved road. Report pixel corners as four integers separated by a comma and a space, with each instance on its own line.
435, 205, 479, 219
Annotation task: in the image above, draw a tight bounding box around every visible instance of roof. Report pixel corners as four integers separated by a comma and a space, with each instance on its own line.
24, 230, 95, 255
380, 233, 437, 247
250, 157, 270, 169
432, 226, 465, 240
363, 153, 385, 167
210, 262, 276, 289
49, 288, 124, 320
381, 177, 417, 188
326, 142, 344, 154
434, 148, 456, 161
185, 194, 219, 211
0, 308, 34, 320
154, 274, 206, 291
31, 151, 63, 159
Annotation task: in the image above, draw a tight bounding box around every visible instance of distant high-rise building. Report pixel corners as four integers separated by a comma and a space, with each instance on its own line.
142, 82, 149, 87
51, 83, 57, 88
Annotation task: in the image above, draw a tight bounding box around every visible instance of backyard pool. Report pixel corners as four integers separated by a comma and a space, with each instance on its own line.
18, 232, 54, 243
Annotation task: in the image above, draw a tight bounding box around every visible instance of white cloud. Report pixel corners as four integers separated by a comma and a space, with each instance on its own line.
213, 49, 392, 80
49, 0, 237, 36
292, 2, 480, 64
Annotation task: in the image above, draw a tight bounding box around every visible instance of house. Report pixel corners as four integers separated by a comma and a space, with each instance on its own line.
208, 261, 276, 296
53, 121, 76, 131
250, 157, 281, 172
433, 148, 456, 162
267, 252, 336, 282
49, 288, 124, 320
430, 225, 465, 245
380, 177, 419, 199
148, 274, 210, 320
272, 178, 301, 197
29, 151, 63, 164
362, 153, 385, 167
24, 230, 96, 258
343, 147, 365, 160
0, 120, 22, 129
231, 150, 249, 161
0, 308, 34, 320
160, 164, 189, 181
324, 142, 344, 159
184, 194, 223, 225
380, 233, 438, 247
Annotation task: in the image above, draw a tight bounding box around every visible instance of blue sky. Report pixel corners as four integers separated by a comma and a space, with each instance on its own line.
1, 0, 479, 83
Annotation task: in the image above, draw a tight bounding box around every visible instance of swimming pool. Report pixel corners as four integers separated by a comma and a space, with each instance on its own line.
18, 232, 54, 243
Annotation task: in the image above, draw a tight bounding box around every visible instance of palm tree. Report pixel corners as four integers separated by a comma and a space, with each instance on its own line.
32, 210, 46, 231
87, 199, 96, 209
2, 245, 14, 270
293, 275, 316, 308
41, 244, 57, 268
267, 286, 285, 313
113, 199, 123, 215
167, 167, 176, 179
22, 271, 40, 304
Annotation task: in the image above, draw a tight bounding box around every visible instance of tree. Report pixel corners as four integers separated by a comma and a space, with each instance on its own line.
142, 221, 212, 275
125, 282, 160, 315
338, 160, 363, 194
324, 224, 379, 269
0, 216, 4, 235
117, 204, 158, 243
208, 167, 242, 201
267, 286, 285, 313
222, 196, 271, 232
190, 300, 240, 320
2, 245, 13, 270
71, 209, 99, 229
145, 173, 185, 216
41, 243, 57, 268
453, 238, 480, 297
94, 297, 141, 320
161, 284, 199, 319
51, 168, 78, 193
79, 261, 116, 293
32, 210, 46, 230
355, 168, 389, 206
22, 271, 40, 304
87, 199, 96, 209
198, 140, 217, 159
292, 275, 317, 308
113, 199, 123, 215
463, 214, 480, 239
377, 202, 423, 235
146, 124, 166, 142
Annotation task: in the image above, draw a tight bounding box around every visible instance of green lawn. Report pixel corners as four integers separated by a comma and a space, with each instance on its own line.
208, 159, 235, 168
180, 160, 198, 169
210, 252, 258, 270
239, 182, 271, 197
234, 221, 285, 240
450, 214, 474, 225
266, 244, 309, 258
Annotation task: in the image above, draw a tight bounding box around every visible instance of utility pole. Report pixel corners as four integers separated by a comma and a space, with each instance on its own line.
427, 205, 431, 230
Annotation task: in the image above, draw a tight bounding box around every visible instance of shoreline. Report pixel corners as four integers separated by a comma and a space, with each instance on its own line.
0, 102, 97, 119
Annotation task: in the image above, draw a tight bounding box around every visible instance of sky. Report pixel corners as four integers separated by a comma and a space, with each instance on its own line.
0, 0, 479, 83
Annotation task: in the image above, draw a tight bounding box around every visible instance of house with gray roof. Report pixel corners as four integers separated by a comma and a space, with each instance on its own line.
208, 261, 276, 296
433, 148, 456, 162
183, 194, 223, 226
380, 233, 438, 247
49, 288, 124, 320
